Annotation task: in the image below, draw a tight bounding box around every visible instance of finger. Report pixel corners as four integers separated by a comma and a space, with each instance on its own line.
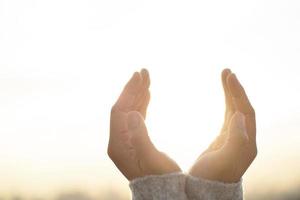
227, 73, 255, 115
141, 68, 151, 90
114, 72, 143, 111
221, 68, 235, 133
137, 90, 151, 119
227, 73, 256, 142
134, 69, 151, 118
222, 68, 233, 110
127, 111, 156, 157
205, 69, 234, 152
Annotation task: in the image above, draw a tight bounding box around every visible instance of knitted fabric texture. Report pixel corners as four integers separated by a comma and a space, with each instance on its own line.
130, 173, 243, 200
130, 172, 187, 200
185, 175, 243, 200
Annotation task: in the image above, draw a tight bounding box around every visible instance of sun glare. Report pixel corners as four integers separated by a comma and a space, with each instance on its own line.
1, 0, 300, 198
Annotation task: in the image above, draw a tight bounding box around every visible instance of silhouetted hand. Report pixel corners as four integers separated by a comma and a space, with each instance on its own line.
108, 69, 181, 180
189, 69, 257, 183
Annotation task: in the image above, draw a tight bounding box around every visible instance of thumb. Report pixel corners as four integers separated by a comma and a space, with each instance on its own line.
225, 111, 249, 150
127, 111, 156, 157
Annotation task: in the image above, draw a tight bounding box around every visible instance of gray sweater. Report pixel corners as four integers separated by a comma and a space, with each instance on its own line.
130, 173, 243, 200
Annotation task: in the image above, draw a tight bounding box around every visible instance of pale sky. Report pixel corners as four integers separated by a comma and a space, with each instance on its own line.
0, 0, 300, 197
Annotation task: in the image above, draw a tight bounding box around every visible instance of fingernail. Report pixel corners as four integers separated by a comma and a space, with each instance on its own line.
127, 112, 141, 130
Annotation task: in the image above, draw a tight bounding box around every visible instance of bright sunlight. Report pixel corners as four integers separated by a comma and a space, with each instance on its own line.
1, 0, 300, 199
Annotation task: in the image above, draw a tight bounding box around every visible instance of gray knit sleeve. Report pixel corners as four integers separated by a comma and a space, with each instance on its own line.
185, 175, 243, 200
129, 172, 188, 200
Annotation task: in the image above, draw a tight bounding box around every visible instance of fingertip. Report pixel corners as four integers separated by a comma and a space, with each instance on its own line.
125, 71, 143, 94
132, 71, 143, 84
141, 68, 149, 75
227, 72, 236, 82
222, 68, 232, 78
141, 68, 151, 88
222, 68, 232, 87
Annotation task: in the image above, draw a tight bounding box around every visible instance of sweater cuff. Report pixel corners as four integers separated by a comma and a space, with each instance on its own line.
185, 175, 243, 200
129, 172, 187, 200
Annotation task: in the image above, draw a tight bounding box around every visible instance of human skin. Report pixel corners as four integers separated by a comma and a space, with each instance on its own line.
189, 69, 257, 183
108, 69, 181, 181
108, 68, 257, 183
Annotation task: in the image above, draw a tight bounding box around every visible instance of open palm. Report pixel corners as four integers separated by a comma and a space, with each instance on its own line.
189, 69, 257, 183
108, 69, 180, 180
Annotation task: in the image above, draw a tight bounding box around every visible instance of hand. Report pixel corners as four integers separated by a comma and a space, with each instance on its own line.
108, 69, 181, 180
189, 69, 257, 183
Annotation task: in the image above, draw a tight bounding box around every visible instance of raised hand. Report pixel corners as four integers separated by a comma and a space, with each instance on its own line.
108, 69, 181, 180
189, 69, 257, 183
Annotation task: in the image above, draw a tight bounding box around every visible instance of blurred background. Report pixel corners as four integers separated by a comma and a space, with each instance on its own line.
1, 0, 300, 199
